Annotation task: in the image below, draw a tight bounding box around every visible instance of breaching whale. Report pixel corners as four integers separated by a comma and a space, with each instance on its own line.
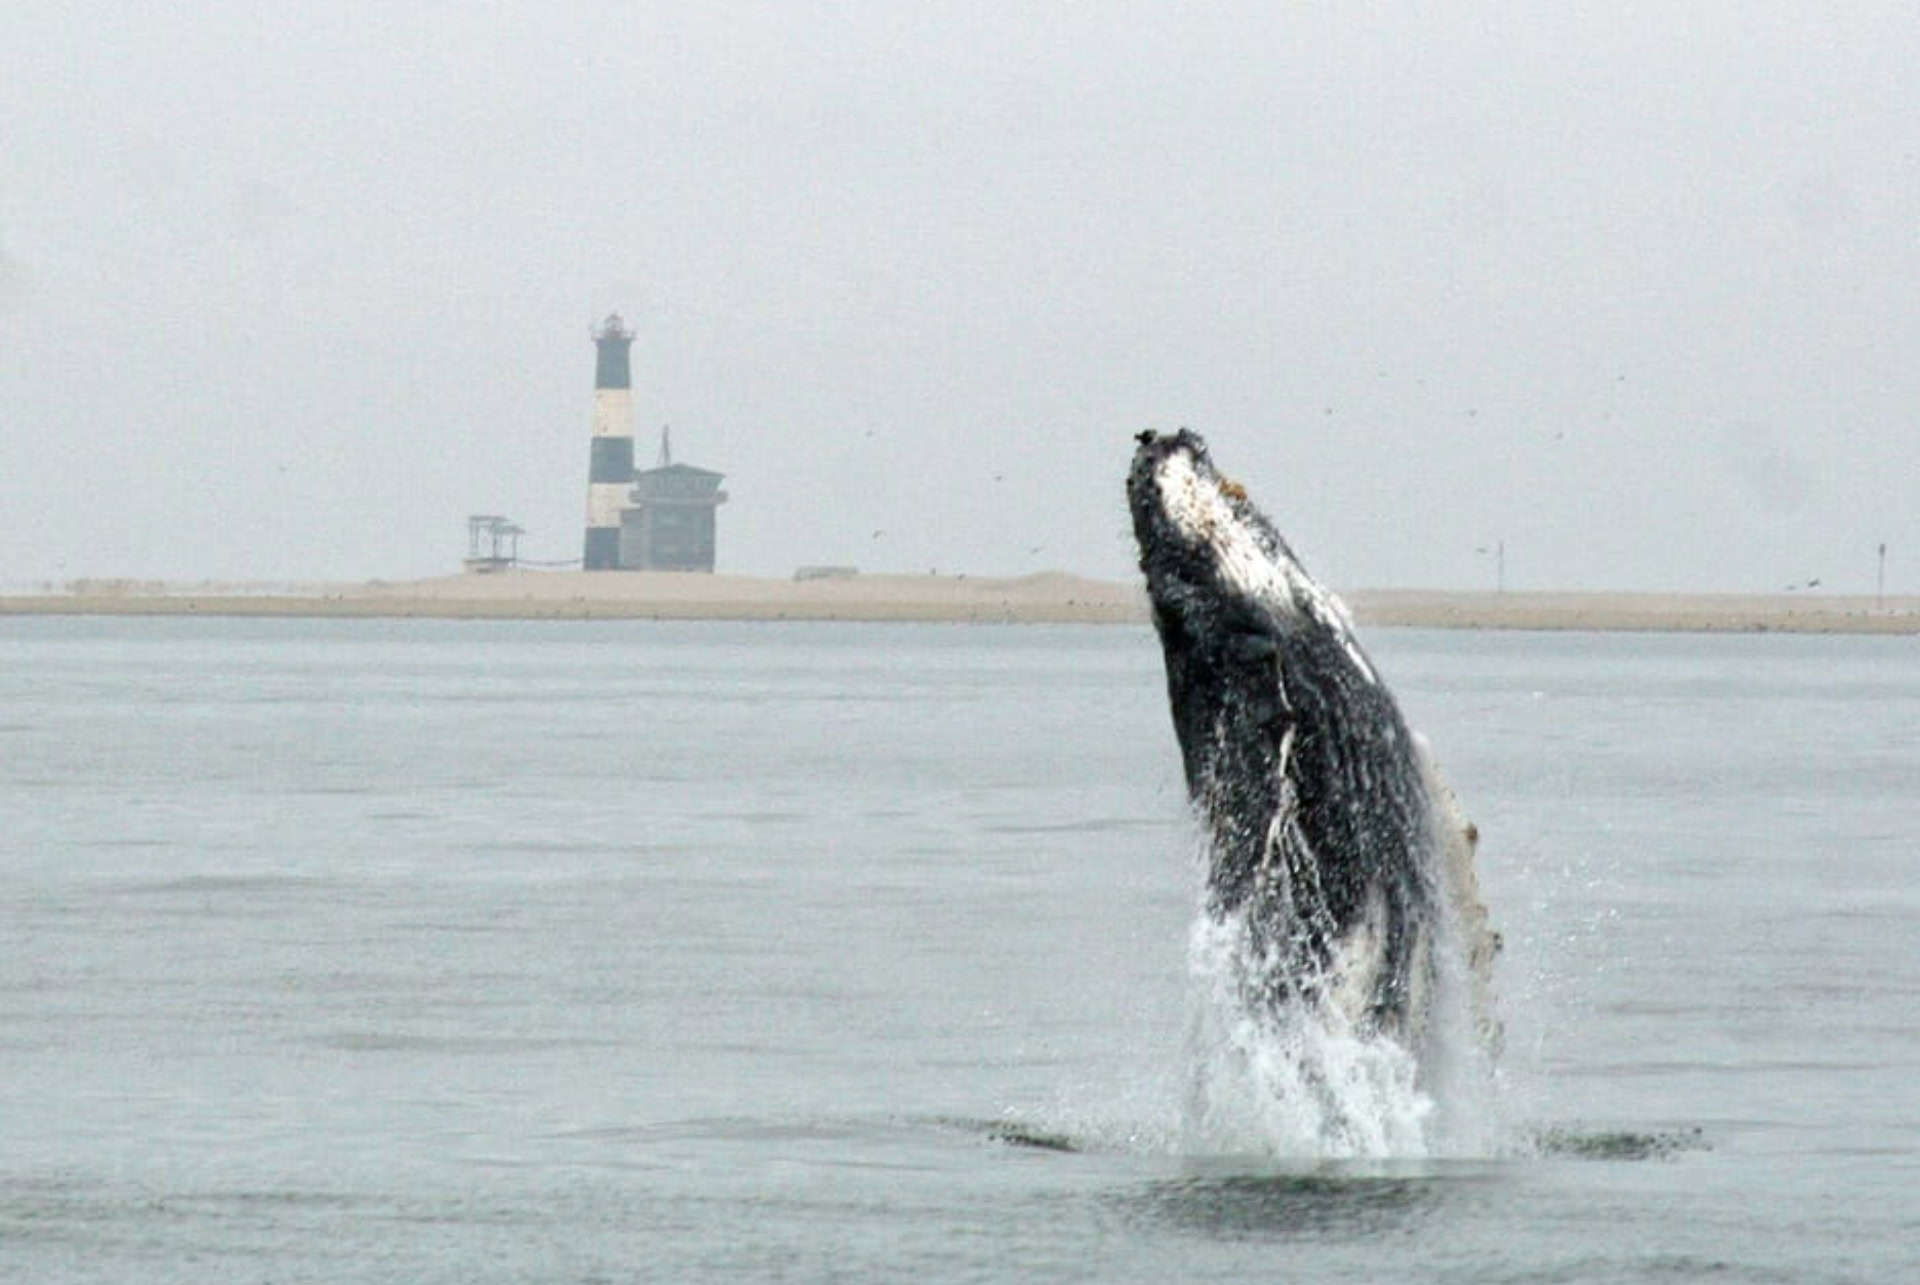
1127, 429, 1498, 1055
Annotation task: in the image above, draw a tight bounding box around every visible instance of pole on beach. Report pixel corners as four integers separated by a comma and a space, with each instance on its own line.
1476, 541, 1506, 594
1878, 542, 1887, 610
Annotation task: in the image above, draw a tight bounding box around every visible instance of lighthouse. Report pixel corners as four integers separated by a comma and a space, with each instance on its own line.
582, 314, 637, 569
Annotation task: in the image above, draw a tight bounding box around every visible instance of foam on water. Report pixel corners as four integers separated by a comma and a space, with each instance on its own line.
1179, 886, 1504, 1160
1181, 909, 1430, 1157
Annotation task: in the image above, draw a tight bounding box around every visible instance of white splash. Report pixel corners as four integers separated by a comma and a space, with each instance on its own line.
1180, 908, 1433, 1157
1178, 889, 1503, 1159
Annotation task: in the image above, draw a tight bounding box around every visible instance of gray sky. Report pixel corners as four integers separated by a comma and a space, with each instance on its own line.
5, 2, 1916, 592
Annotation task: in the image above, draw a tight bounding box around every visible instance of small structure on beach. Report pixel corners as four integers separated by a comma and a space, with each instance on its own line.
464, 515, 523, 573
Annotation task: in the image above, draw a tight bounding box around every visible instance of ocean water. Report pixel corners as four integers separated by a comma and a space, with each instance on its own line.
1, 616, 1914, 1282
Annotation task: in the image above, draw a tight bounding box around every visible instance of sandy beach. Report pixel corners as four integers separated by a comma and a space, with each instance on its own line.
1342, 588, 1920, 636
3, 571, 1916, 633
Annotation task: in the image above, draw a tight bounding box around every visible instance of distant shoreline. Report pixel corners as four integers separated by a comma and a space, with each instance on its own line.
2, 571, 1916, 634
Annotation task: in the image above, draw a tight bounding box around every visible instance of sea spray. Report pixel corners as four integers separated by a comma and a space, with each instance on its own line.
1181, 906, 1435, 1158
1410, 865, 1507, 1156
1177, 871, 1508, 1159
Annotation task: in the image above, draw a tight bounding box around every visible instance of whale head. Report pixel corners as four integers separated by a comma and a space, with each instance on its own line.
1126, 429, 1380, 800
1126, 429, 1296, 599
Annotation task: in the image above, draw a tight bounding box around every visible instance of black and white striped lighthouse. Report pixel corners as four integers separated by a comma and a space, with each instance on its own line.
582, 314, 637, 569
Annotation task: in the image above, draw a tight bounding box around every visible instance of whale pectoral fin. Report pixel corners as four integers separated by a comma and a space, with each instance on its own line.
1414, 738, 1503, 1055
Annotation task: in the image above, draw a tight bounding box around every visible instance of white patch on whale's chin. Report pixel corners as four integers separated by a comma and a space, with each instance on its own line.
1152, 450, 1378, 685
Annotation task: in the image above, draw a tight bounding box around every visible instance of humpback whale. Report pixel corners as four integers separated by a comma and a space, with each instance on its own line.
1127, 429, 1498, 1055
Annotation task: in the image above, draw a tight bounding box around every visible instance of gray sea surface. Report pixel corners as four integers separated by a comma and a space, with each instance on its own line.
1, 617, 1915, 1282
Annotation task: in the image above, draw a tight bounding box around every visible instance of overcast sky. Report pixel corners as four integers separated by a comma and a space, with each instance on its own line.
5, 2, 1915, 593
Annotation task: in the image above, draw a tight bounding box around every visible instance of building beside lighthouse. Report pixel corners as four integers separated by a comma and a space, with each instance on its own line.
620, 429, 727, 572
580, 314, 728, 571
